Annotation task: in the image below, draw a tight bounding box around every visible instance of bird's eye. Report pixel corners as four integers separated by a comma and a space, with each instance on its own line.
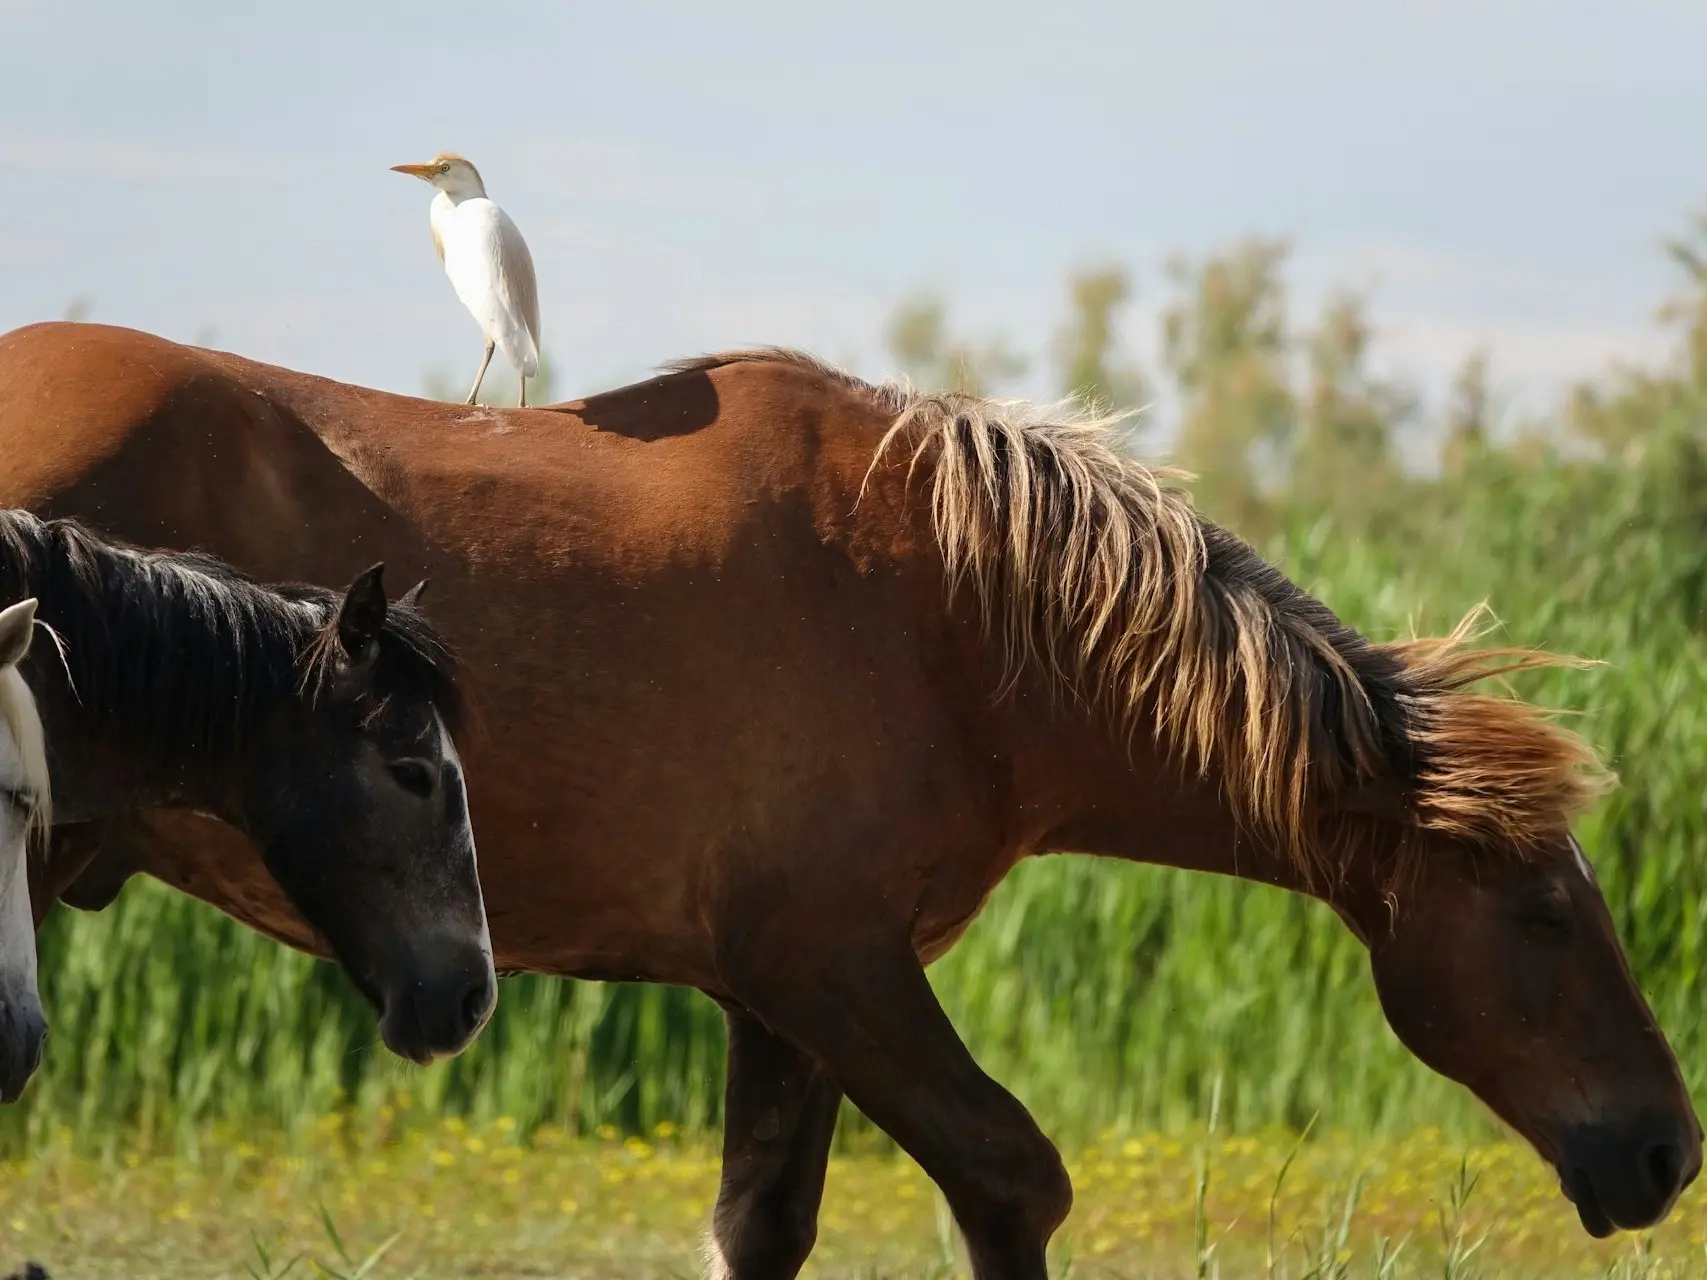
387, 758, 437, 798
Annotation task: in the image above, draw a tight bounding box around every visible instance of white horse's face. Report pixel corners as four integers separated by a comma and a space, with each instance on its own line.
0, 599, 49, 1103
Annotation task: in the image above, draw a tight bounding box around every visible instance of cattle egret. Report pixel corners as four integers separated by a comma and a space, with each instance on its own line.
391, 153, 541, 407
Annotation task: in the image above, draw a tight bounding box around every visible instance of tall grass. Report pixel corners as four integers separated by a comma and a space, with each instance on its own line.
5, 426, 1704, 1153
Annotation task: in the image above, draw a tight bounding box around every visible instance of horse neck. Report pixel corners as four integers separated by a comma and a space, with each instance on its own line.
1010, 704, 1380, 940
5, 526, 286, 824
29, 670, 244, 826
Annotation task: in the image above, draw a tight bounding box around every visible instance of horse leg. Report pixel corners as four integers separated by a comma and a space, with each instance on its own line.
731, 934, 1070, 1280
704, 1006, 842, 1280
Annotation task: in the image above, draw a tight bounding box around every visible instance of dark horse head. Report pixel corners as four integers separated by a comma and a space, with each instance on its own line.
0, 511, 494, 1065
1326, 637, 1702, 1237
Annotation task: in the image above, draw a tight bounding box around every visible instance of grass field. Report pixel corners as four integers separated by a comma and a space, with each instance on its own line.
2, 1113, 1703, 1279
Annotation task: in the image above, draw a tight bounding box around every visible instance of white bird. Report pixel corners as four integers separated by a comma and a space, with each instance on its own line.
391, 152, 541, 407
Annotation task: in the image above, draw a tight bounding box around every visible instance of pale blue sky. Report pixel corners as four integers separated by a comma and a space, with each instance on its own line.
2, 0, 1701, 434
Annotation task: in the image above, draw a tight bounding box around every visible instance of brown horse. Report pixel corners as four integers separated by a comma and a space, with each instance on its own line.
0, 321, 1698, 1279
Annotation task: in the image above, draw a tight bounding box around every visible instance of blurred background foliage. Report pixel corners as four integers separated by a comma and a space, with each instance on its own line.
13, 211, 1707, 1156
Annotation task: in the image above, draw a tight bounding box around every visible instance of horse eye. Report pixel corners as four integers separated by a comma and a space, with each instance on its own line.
1519, 885, 1574, 938
387, 758, 437, 798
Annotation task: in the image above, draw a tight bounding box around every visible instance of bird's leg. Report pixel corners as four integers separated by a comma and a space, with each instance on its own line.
466, 339, 496, 406
518, 375, 528, 409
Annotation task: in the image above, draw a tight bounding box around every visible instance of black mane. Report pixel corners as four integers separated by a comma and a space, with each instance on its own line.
0, 509, 463, 756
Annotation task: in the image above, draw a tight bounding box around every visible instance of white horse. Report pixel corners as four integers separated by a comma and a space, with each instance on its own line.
0, 598, 48, 1102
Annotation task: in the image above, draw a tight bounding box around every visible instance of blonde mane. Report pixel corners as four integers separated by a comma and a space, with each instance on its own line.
0, 664, 50, 845
668, 349, 1612, 881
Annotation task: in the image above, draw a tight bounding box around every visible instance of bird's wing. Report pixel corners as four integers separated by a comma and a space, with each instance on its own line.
442, 199, 540, 378
495, 206, 540, 352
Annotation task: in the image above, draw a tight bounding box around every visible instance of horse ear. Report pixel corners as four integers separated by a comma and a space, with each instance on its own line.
398, 579, 430, 610
0, 598, 36, 669
336, 564, 387, 664
1337, 776, 1415, 825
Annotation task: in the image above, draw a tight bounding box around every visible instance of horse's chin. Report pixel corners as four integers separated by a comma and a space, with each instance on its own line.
1561, 1167, 1616, 1239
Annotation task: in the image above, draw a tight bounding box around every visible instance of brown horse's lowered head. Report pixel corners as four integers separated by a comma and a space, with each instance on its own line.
1366, 825, 1699, 1236
1328, 642, 1702, 1237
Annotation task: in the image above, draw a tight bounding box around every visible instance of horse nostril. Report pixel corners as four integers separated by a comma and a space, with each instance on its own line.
1642, 1139, 1685, 1198
460, 973, 494, 1034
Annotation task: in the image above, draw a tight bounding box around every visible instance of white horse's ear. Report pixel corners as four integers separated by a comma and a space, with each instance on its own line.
1337, 776, 1415, 825
0, 599, 37, 670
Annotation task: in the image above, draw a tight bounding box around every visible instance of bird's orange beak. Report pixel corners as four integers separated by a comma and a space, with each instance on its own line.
390, 162, 438, 180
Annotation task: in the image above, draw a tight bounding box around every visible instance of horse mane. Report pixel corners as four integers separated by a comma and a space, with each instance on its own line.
669, 348, 1612, 881
0, 664, 50, 841
0, 510, 464, 758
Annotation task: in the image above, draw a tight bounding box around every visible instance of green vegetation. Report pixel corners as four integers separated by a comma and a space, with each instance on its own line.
10, 217, 1707, 1186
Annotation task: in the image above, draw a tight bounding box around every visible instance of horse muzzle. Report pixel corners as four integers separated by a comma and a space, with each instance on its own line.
375, 936, 497, 1065
1556, 1112, 1702, 1237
